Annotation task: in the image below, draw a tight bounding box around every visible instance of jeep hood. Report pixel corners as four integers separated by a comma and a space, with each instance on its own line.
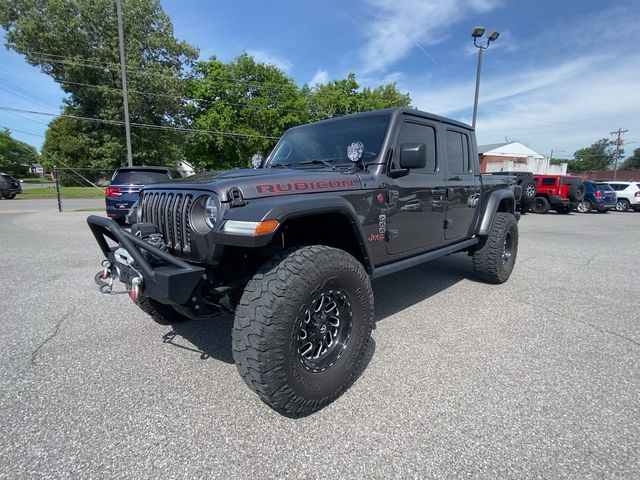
148, 168, 363, 201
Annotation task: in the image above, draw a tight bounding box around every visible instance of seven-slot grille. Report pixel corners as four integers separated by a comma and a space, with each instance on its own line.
140, 191, 193, 253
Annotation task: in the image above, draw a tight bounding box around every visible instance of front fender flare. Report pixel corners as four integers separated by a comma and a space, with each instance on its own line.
212, 195, 374, 273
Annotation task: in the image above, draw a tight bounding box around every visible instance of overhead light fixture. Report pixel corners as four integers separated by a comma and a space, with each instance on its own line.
488, 31, 500, 42
471, 26, 485, 38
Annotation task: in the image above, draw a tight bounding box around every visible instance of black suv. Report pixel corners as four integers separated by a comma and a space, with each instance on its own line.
88, 108, 520, 415
490, 171, 536, 213
0, 173, 22, 199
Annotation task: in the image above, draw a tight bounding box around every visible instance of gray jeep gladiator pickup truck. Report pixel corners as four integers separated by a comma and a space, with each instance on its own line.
88, 107, 521, 415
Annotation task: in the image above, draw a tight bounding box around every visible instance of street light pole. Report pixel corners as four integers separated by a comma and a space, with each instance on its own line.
116, 0, 133, 167
472, 47, 483, 129
471, 27, 500, 130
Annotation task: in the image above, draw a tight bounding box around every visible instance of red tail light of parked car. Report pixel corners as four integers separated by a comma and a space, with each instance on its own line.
104, 186, 123, 197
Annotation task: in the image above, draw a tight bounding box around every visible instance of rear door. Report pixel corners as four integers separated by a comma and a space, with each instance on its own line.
443, 128, 479, 241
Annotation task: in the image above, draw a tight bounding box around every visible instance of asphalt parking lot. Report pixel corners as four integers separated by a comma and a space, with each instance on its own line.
1, 200, 639, 479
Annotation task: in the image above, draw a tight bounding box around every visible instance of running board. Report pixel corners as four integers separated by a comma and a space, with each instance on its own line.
372, 238, 479, 279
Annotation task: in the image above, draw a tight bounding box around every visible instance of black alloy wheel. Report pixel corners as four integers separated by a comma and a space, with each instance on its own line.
297, 290, 352, 372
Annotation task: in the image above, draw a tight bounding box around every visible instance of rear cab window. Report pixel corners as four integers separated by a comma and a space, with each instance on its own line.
111, 169, 171, 185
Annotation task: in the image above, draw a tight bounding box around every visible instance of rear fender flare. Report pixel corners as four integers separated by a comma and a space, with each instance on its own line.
477, 189, 515, 235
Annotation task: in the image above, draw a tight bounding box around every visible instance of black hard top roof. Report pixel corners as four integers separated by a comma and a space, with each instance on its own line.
290, 107, 472, 131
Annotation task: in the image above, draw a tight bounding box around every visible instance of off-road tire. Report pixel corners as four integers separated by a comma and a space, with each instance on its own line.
232, 245, 374, 416
532, 196, 550, 214
3, 193, 16, 199
556, 206, 572, 214
135, 297, 191, 325
473, 212, 518, 284
568, 182, 585, 202
615, 199, 630, 212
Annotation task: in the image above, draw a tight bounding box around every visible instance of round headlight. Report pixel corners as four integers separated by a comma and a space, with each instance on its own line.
204, 196, 219, 228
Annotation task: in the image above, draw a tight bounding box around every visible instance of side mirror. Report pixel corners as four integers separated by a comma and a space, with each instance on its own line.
399, 143, 427, 169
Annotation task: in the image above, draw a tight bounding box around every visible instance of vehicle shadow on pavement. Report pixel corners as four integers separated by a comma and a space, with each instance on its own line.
160, 253, 472, 366
162, 312, 235, 364
373, 252, 472, 323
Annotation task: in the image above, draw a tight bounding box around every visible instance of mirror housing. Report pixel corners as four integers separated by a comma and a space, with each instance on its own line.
399, 143, 427, 169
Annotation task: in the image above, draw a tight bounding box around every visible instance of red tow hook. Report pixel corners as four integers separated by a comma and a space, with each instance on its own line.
129, 277, 143, 302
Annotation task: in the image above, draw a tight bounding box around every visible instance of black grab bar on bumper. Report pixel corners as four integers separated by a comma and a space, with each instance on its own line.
87, 215, 204, 305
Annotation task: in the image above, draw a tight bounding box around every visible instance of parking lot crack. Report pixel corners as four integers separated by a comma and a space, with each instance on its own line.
513, 296, 640, 349
29, 309, 73, 365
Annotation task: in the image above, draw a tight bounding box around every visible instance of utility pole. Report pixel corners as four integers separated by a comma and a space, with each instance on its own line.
116, 0, 133, 167
610, 128, 627, 180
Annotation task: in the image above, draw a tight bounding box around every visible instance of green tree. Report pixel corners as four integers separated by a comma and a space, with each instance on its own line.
621, 147, 640, 170
305, 73, 411, 121
0, 128, 39, 177
187, 53, 308, 170
567, 138, 619, 173
0, 0, 198, 169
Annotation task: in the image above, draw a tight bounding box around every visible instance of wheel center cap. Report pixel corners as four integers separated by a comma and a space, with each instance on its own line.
320, 324, 327, 334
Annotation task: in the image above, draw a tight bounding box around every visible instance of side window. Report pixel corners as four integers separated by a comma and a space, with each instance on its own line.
392, 121, 437, 173
445, 130, 470, 174
541, 178, 556, 186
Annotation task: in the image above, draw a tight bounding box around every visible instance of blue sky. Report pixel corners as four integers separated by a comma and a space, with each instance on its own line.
1, 0, 639, 159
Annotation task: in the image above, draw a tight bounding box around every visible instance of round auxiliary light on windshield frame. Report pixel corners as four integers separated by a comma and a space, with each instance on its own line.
347, 141, 364, 163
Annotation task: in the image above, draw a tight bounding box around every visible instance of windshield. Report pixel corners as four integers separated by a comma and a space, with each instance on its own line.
267, 114, 390, 168
111, 169, 171, 185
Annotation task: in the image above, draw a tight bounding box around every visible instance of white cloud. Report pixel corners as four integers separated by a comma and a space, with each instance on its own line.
359, 0, 502, 73
246, 49, 292, 72
405, 52, 640, 155
309, 69, 329, 86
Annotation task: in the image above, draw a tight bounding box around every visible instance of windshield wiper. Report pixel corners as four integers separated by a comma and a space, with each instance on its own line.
298, 158, 336, 169
268, 163, 291, 168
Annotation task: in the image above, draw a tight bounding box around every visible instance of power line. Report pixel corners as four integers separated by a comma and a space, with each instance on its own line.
0, 69, 306, 114
0, 105, 279, 139
22, 52, 300, 92
1, 125, 45, 138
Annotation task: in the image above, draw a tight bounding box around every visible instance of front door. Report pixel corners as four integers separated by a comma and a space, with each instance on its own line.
443, 128, 479, 241
385, 119, 447, 255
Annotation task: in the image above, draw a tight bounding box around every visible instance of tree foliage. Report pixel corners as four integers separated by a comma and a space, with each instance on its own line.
305, 73, 411, 122
0, 0, 198, 169
188, 62, 412, 169
567, 138, 620, 173
621, 147, 640, 170
187, 54, 308, 170
0, 129, 40, 176
2, 2, 411, 171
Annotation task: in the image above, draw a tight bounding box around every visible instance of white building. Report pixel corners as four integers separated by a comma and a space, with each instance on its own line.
478, 141, 567, 175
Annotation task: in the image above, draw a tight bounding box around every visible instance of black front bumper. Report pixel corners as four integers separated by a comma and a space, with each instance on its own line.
87, 215, 204, 305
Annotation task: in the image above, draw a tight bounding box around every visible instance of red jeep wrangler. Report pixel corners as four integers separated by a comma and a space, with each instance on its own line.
532, 175, 585, 214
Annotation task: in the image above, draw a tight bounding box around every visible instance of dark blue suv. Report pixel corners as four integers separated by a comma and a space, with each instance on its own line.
575, 181, 616, 213
105, 166, 172, 223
